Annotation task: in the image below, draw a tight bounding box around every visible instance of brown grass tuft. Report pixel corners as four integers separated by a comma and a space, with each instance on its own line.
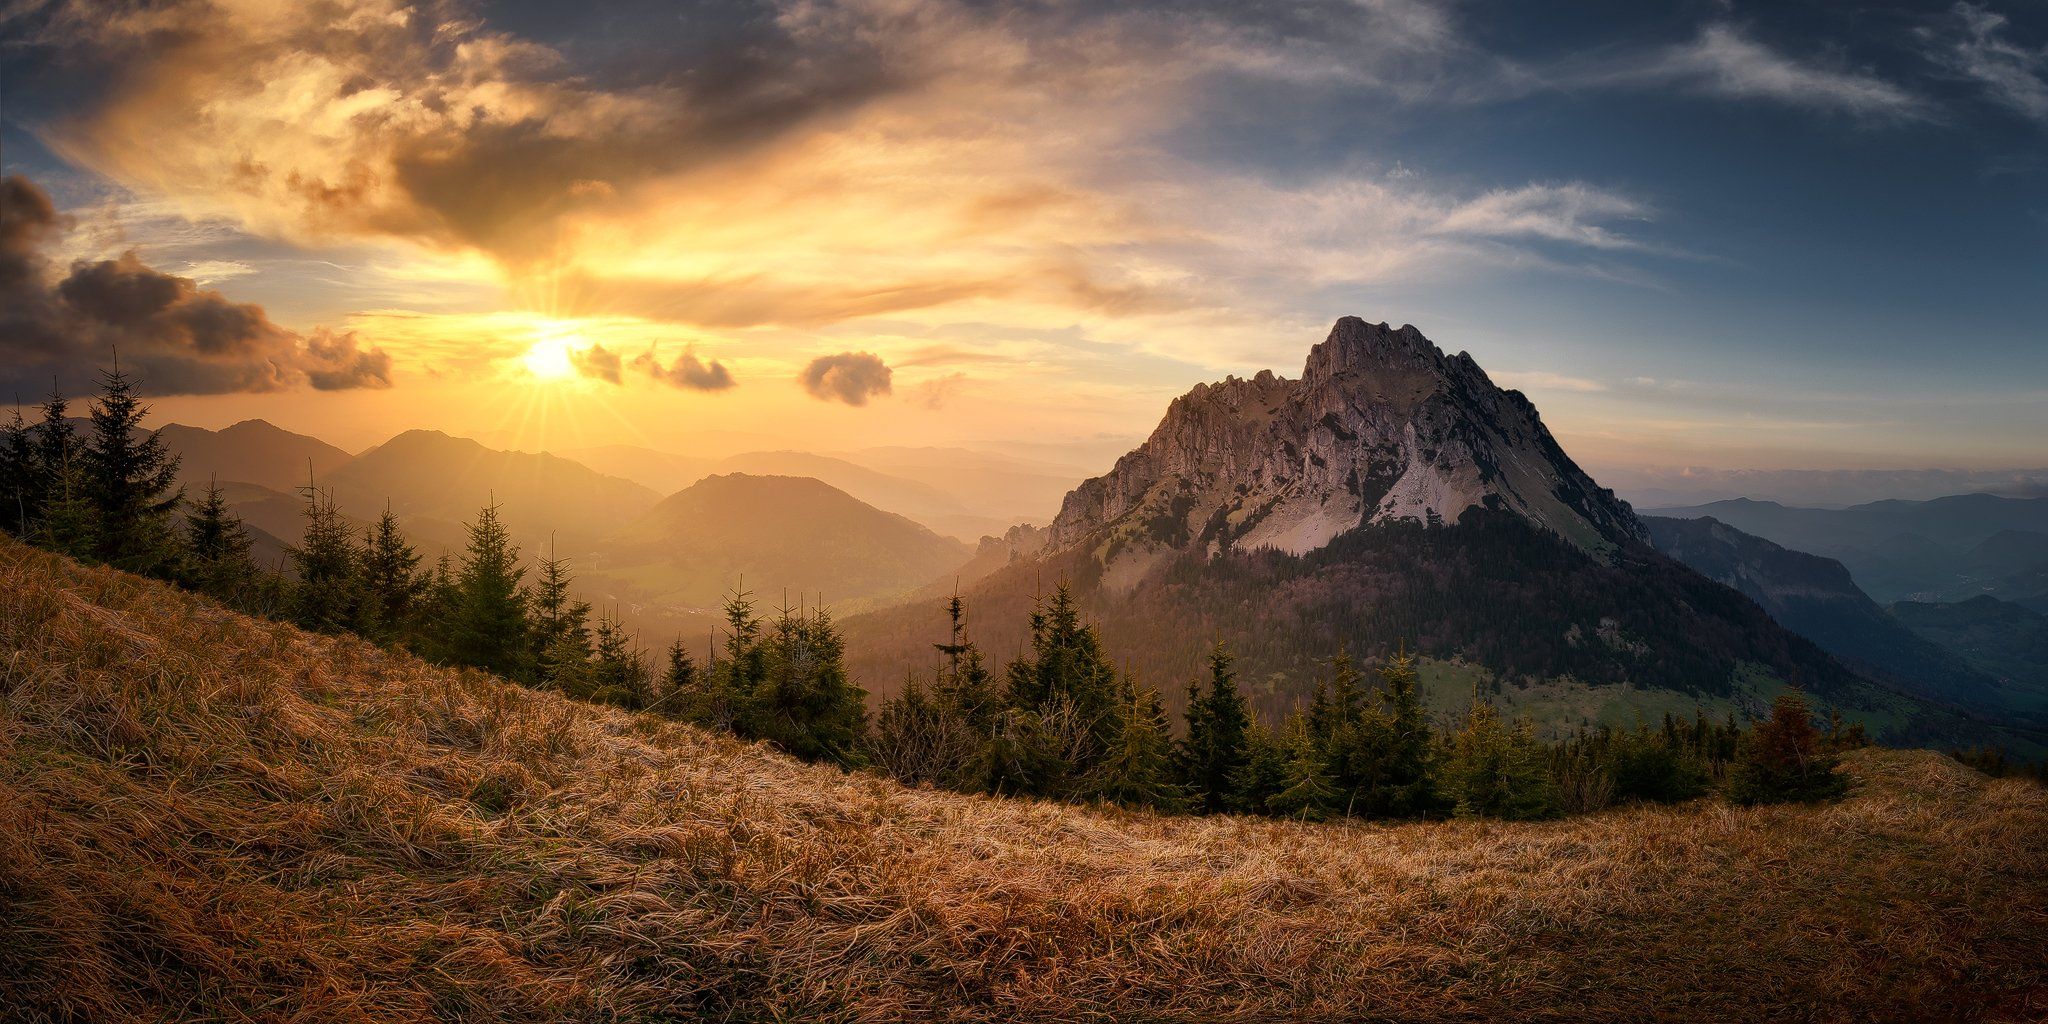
1, 537, 2043, 1022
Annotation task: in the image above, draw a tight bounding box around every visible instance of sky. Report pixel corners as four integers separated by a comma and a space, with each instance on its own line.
1, 0, 2044, 478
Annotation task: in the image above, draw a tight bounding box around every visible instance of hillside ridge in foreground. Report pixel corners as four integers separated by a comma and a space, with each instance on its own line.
2, 538, 2044, 1022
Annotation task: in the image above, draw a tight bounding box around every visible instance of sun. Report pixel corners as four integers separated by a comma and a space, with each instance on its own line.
521, 337, 578, 382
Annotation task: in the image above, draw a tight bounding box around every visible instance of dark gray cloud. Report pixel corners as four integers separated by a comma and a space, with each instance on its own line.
570, 342, 623, 383
631, 347, 736, 391
799, 351, 892, 406
0, 174, 393, 396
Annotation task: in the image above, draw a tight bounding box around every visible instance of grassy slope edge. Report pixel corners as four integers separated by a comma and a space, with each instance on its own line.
2, 537, 2044, 1023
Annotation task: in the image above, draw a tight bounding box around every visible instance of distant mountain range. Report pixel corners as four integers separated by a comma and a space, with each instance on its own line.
845, 318, 2041, 755
1646, 495, 2048, 608
1601, 465, 2048, 510
1641, 516, 2035, 716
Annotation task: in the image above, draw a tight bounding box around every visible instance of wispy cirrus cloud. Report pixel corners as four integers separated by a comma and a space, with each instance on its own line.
1621, 24, 1929, 121
1921, 3, 2048, 122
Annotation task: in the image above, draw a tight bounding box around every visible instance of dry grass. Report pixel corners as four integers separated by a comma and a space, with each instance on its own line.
1, 537, 2044, 1023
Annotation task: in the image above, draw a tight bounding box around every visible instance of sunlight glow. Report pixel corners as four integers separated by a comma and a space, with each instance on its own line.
522, 337, 578, 382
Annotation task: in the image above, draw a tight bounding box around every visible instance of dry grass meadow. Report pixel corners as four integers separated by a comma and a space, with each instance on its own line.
2, 536, 2044, 1022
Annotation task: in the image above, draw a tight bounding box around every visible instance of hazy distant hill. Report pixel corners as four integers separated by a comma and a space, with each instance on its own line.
1642, 515, 2026, 713
1602, 464, 2048, 509
1648, 494, 2048, 603
590, 473, 972, 609
831, 446, 1088, 523
553, 444, 721, 495
156, 420, 354, 494
562, 444, 1072, 541
1891, 596, 2048, 704
325, 430, 661, 555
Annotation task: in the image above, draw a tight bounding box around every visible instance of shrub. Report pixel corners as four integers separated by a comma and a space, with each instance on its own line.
1726, 692, 1850, 806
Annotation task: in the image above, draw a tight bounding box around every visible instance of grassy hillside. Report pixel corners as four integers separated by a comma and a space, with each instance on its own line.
3, 537, 2044, 1022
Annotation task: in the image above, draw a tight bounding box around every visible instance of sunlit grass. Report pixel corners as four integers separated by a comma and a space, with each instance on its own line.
4, 536, 2043, 1021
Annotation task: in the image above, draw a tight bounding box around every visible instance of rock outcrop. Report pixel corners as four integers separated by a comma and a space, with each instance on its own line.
1049, 317, 1644, 585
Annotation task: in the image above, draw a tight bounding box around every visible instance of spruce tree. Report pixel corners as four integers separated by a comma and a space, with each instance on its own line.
1095, 681, 1183, 809
1178, 642, 1252, 814
1726, 691, 1851, 805
1361, 648, 1441, 816
1269, 714, 1339, 820
290, 485, 364, 634
1227, 718, 1290, 815
743, 601, 867, 764
34, 452, 99, 560
683, 586, 761, 731
1005, 585, 1121, 739
1, 406, 37, 536
528, 544, 592, 685
656, 638, 696, 716
22, 389, 79, 543
182, 478, 256, 601
1445, 701, 1557, 820
445, 502, 530, 679
31, 389, 75, 505
589, 611, 648, 708
82, 363, 183, 574
1001, 585, 1124, 792
934, 594, 1000, 732
361, 505, 426, 643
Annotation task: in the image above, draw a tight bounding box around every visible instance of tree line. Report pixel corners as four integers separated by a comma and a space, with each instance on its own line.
4, 368, 1882, 822
863, 586, 1863, 819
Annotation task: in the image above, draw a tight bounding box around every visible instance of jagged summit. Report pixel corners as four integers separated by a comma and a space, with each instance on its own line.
1303, 317, 1450, 379
1049, 317, 1642, 584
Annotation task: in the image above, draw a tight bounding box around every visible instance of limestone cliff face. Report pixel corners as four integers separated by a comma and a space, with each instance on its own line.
1049, 317, 1644, 585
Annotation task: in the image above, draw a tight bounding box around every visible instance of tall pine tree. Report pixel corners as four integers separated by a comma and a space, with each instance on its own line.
289, 484, 364, 634
1, 406, 37, 536
742, 600, 868, 764
444, 501, 530, 679
182, 478, 256, 601
82, 362, 184, 574
528, 542, 592, 687
361, 504, 426, 643
1094, 681, 1183, 809
1178, 642, 1252, 814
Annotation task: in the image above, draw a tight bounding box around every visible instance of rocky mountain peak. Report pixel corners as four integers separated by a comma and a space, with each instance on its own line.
1048, 318, 1644, 588
1302, 317, 1446, 381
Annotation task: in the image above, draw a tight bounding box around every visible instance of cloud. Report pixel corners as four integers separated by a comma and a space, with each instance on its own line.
1921, 3, 2048, 122
303, 329, 394, 390
911, 371, 970, 409
800, 352, 893, 406
1633, 24, 1927, 120
1493, 370, 1607, 393
0, 174, 393, 396
570, 343, 623, 384
5, 0, 1671, 354
1432, 184, 1658, 252
632, 347, 736, 391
